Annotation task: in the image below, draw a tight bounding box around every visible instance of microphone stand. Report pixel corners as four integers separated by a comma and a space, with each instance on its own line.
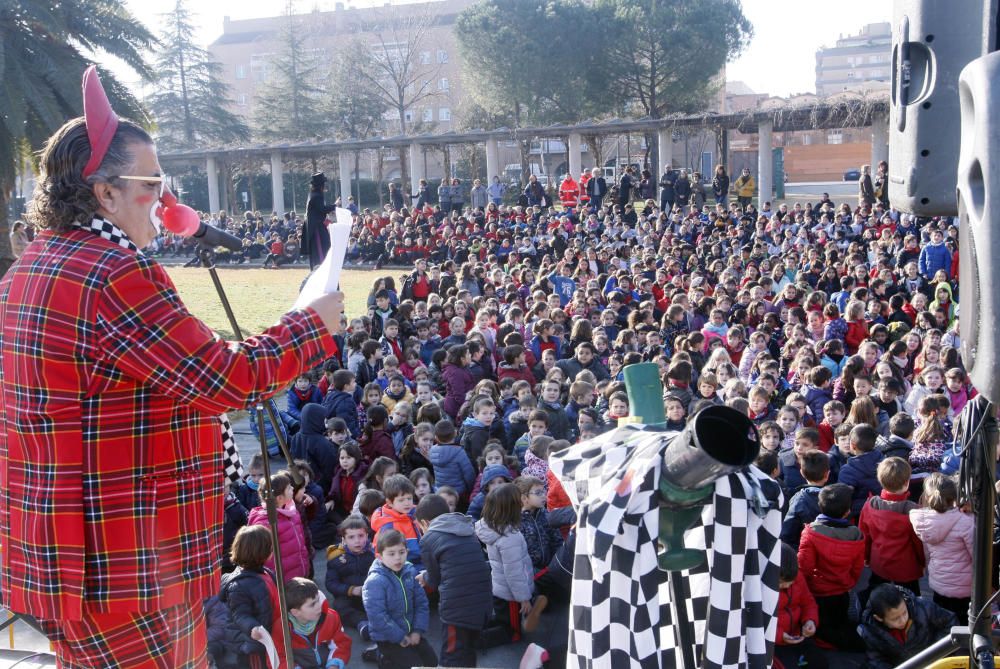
197, 245, 298, 669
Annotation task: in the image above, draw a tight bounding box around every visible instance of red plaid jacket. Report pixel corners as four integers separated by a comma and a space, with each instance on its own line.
0, 227, 334, 619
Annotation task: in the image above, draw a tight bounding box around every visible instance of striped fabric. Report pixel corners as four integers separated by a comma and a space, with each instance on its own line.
37, 600, 207, 668
0, 221, 335, 620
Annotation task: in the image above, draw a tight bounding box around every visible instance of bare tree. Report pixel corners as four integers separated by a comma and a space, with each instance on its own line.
353, 5, 445, 191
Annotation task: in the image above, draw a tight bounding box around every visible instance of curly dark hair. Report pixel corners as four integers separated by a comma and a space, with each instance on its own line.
29, 117, 153, 232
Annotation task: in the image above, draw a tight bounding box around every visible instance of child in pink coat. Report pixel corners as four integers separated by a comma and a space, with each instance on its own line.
909, 473, 974, 624
248, 471, 312, 581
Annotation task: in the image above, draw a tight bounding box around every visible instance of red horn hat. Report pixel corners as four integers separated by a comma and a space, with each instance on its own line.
81, 65, 119, 179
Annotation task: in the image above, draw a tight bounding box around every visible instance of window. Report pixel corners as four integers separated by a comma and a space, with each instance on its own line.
404, 110, 414, 123
420, 51, 431, 65
235, 64, 247, 80
250, 54, 272, 82
237, 93, 247, 106
422, 108, 433, 122
802, 134, 812, 145
827, 132, 843, 145
438, 77, 449, 91
846, 71, 856, 78
439, 107, 451, 121
437, 49, 448, 63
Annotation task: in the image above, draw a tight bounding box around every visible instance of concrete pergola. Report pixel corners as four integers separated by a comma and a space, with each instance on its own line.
159, 97, 890, 214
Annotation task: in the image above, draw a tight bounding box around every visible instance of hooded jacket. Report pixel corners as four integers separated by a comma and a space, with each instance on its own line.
459, 416, 502, 462
909, 507, 974, 597
323, 388, 359, 438
290, 404, 339, 491
928, 281, 957, 326
838, 449, 884, 518
370, 503, 422, 566
359, 428, 394, 463
419, 513, 493, 629
776, 571, 819, 645
780, 486, 822, 548
362, 559, 430, 644
857, 586, 957, 669
467, 464, 514, 520
475, 519, 534, 603
429, 443, 476, 497
798, 518, 865, 597
858, 491, 925, 582
248, 504, 312, 581
802, 384, 833, 422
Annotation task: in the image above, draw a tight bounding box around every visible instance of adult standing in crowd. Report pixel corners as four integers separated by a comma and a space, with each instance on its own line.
659, 163, 676, 213
305, 171, 336, 270
0, 67, 344, 667
470, 178, 488, 210
586, 167, 607, 210
712, 164, 730, 205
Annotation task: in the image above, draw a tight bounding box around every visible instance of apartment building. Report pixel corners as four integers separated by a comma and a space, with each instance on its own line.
815, 22, 891, 96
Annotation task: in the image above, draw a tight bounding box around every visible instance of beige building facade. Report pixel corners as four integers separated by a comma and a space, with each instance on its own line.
815, 22, 892, 96
208, 0, 475, 133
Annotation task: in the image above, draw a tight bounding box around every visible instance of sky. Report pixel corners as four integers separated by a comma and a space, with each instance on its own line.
118, 0, 892, 98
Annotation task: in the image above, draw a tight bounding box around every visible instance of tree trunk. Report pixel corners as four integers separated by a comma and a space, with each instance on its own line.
582, 133, 604, 174
353, 151, 361, 207
518, 139, 531, 186
442, 145, 452, 182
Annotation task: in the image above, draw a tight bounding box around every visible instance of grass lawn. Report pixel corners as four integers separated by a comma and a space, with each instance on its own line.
164, 266, 380, 339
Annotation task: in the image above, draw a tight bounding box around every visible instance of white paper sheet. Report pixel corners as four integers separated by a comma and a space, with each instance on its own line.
256, 626, 280, 669
293, 207, 353, 310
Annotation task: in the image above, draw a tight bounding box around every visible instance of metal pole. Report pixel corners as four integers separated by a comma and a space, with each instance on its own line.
195, 245, 299, 669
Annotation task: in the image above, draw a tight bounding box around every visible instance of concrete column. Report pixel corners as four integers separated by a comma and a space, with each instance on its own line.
567, 132, 582, 178
206, 156, 220, 213
757, 120, 773, 205
871, 111, 889, 168
338, 152, 351, 206
657, 128, 674, 171
409, 143, 422, 195
485, 137, 500, 181
270, 151, 285, 215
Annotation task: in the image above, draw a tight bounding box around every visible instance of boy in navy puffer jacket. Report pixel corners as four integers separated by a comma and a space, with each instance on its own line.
325, 515, 376, 637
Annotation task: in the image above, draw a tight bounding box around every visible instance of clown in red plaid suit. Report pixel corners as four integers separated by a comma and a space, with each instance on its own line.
0, 67, 345, 668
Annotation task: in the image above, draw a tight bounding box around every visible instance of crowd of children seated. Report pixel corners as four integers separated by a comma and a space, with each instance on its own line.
208, 174, 979, 668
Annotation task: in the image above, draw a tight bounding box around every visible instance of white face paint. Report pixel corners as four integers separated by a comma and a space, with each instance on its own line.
149, 179, 166, 234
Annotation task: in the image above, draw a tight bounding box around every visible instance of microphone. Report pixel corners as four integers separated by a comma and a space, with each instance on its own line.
159, 189, 244, 252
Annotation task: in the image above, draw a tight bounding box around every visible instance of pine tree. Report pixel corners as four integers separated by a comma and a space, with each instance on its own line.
253, 3, 328, 143
147, 0, 249, 151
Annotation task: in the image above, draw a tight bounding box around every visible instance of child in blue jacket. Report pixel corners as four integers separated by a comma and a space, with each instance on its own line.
362, 529, 437, 669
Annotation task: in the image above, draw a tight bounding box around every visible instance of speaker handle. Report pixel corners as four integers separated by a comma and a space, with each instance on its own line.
895, 15, 911, 132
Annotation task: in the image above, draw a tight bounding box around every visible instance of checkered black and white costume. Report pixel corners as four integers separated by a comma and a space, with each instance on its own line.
550, 424, 784, 669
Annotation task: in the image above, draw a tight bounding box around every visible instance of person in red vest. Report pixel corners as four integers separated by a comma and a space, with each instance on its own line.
559, 174, 579, 209
0, 66, 344, 667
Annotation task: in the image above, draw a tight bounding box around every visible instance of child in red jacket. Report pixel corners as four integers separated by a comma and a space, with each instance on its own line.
858, 457, 926, 601
798, 483, 866, 652
775, 542, 827, 669
273, 577, 352, 669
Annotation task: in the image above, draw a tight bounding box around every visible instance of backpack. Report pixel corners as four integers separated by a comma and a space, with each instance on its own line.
247, 399, 287, 457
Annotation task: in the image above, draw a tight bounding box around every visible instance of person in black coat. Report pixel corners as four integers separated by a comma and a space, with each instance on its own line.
219, 526, 278, 663
204, 595, 248, 669
857, 584, 956, 669
415, 495, 493, 667
290, 403, 339, 492
222, 490, 249, 574
304, 172, 336, 270
659, 165, 676, 213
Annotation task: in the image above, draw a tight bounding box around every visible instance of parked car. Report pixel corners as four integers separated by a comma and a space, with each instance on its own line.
843, 169, 861, 181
